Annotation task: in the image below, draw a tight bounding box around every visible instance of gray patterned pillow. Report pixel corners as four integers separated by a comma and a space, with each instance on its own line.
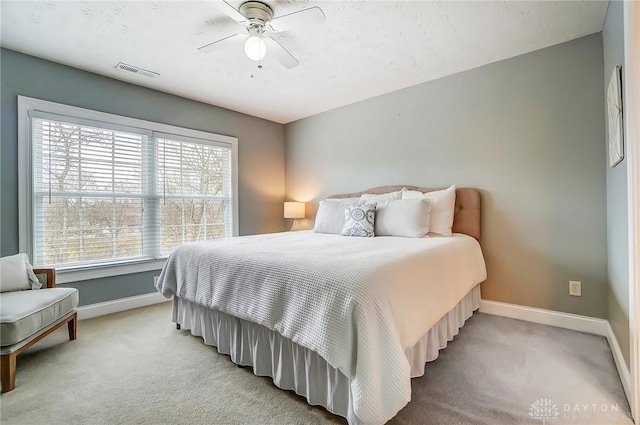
341, 203, 376, 237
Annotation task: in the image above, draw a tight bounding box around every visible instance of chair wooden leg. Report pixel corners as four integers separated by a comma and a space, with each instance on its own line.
1, 353, 17, 393
68, 312, 77, 341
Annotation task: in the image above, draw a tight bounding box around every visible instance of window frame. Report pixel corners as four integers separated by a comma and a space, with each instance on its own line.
18, 96, 239, 284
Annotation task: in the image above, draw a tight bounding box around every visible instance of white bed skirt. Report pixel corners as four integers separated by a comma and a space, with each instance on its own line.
172, 284, 481, 425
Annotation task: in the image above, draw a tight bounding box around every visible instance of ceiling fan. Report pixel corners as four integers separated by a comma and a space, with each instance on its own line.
198, 1, 325, 69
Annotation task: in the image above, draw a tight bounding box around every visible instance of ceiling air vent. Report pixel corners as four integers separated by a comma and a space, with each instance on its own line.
115, 62, 159, 78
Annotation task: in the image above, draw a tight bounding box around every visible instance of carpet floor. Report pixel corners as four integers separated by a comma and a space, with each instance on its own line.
0, 302, 633, 425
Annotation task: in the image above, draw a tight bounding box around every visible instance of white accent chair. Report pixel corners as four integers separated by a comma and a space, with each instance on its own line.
0, 261, 78, 392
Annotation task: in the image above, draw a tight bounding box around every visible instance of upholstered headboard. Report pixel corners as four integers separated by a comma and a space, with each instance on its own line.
328, 186, 481, 241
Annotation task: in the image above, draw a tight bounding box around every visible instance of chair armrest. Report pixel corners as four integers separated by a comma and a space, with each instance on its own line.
33, 268, 56, 288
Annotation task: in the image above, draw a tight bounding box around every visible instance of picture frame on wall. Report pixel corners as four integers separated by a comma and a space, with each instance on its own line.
607, 65, 624, 167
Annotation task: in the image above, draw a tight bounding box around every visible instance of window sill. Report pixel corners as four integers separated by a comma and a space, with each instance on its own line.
55, 259, 167, 284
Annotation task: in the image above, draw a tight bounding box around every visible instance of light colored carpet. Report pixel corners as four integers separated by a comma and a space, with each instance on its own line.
0, 302, 633, 425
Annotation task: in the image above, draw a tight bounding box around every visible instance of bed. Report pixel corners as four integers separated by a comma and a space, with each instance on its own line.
156, 186, 487, 425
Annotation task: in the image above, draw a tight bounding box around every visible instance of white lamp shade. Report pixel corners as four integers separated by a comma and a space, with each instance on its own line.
284, 202, 305, 219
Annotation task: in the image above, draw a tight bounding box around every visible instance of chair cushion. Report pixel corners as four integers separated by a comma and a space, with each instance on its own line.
0, 288, 79, 347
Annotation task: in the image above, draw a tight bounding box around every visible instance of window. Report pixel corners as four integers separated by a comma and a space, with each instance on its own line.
156, 135, 233, 255
19, 97, 238, 282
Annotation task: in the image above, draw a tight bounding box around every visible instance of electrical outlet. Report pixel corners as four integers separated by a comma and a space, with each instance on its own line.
569, 281, 581, 297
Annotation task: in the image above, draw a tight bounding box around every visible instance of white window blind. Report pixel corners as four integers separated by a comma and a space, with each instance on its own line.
157, 134, 233, 256
25, 104, 236, 272
32, 115, 151, 268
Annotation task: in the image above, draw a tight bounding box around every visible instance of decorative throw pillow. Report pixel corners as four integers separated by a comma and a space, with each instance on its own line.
401, 185, 456, 236
375, 199, 432, 237
341, 204, 376, 237
313, 199, 360, 234
0, 253, 42, 293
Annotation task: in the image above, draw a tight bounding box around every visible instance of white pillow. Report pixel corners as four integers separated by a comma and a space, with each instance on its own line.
326, 196, 361, 203
0, 253, 42, 292
360, 191, 402, 203
401, 185, 456, 236
313, 199, 360, 234
375, 199, 431, 238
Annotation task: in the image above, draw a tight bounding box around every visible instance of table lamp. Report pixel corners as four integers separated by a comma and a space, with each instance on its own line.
284, 201, 305, 231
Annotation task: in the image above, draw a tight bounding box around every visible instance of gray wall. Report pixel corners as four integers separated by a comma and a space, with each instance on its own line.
0, 48, 285, 305
285, 34, 608, 318
603, 0, 630, 367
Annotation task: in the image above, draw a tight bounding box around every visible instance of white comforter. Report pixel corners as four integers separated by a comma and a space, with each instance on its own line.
156, 231, 486, 424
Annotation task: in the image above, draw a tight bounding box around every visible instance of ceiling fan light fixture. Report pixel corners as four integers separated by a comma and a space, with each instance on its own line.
199, 1, 324, 69
244, 36, 267, 61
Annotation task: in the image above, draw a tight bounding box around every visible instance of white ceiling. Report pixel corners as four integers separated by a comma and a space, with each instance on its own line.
1, 1, 608, 124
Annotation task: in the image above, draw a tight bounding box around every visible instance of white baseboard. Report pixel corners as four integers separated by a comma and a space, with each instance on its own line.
605, 321, 633, 405
479, 299, 609, 336
77, 292, 170, 321
480, 299, 631, 408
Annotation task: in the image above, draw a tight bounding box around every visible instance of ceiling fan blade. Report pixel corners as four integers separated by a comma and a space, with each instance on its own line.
198, 33, 246, 53
264, 37, 299, 69
214, 1, 247, 24
267, 6, 325, 33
